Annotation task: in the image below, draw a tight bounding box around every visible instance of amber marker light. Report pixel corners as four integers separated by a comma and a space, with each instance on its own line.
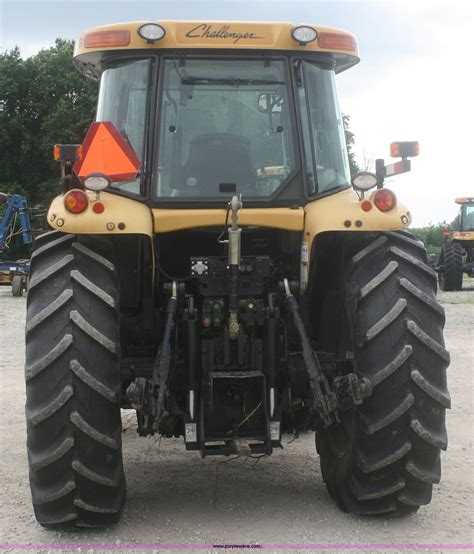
54, 144, 83, 161
390, 141, 419, 158
374, 189, 397, 212
64, 190, 88, 214
84, 30, 130, 48
317, 32, 357, 52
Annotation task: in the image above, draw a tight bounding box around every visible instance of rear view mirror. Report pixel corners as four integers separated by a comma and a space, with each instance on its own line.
258, 93, 282, 114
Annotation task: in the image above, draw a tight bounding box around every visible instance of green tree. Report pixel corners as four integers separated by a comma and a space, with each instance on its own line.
343, 113, 360, 177
0, 40, 98, 207
410, 223, 448, 256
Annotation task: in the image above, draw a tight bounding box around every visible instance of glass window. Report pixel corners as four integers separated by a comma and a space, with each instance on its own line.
296, 61, 350, 195
154, 59, 296, 199
462, 204, 474, 230
96, 59, 150, 194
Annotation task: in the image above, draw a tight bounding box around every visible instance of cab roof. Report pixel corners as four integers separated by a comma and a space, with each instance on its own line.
73, 20, 359, 79
455, 197, 474, 204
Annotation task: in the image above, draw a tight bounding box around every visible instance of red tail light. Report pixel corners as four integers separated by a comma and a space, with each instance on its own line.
64, 190, 88, 214
374, 189, 397, 212
92, 201, 105, 214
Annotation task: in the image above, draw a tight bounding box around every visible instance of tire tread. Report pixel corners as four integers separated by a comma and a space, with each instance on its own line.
317, 231, 449, 515
25, 231, 124, 528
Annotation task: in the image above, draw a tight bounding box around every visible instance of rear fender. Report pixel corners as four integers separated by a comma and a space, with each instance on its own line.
47, 191, 153, 237
300, 189, 412, 292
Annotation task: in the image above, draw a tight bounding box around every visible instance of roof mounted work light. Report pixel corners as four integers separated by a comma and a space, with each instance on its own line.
291, 26, 318, 46
138, 23, 166, 43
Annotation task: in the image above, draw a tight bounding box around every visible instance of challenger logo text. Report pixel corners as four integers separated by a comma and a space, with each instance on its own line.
185, 24, 264, 44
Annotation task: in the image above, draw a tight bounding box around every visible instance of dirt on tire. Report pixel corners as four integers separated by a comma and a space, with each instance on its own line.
25, 231, 125, 528
0, 281, 472, 546
318, 232, 449, 515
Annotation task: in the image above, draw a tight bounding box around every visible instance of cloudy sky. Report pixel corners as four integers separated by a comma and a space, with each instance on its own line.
1, 0, 472, 225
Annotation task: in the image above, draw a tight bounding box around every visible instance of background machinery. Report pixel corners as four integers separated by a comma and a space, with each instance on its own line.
0, 193, 33, 296
437, 197, 474, 291
24, 20, 450, 528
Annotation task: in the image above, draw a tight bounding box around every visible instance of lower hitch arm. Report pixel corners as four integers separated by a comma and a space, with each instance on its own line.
282, 279, 337, 426
152, 281, 179, 430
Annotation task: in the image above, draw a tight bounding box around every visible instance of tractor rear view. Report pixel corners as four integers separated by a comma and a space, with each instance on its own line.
438, 197, 474, 290
24, 20, 450, 528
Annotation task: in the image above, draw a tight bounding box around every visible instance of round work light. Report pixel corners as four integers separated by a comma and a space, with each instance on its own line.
138, 23, 166, 43
291, 26, 318, 45
84, 173, 111, 192
351, 172, 379, 192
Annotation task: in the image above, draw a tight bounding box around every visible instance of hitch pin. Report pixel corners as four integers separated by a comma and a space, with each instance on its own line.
269, 387, 275, 418
283, 278, 292, 297
189, 390, 195, 420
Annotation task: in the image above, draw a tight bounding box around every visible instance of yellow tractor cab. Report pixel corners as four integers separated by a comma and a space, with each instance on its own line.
50, 21, 415, 238
25, 21, 449, 528
454, 197, 474, 233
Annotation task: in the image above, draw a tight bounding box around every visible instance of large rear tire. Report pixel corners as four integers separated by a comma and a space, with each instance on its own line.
439, 241, 463, 291
317, 231, 450, 515
25, 230, 125, 528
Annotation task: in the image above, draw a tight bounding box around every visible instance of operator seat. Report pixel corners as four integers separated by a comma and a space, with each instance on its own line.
178, 133, 257, 195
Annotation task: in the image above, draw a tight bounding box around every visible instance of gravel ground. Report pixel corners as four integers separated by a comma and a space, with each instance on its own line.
0, 280, 473, 551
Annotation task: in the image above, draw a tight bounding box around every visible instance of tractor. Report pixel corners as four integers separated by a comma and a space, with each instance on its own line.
0, 259, 29, 296
24, 21, 450, 528
0, 192, 33, 296
438, 197, 474, 290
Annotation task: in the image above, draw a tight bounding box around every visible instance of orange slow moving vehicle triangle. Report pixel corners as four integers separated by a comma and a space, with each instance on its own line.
73, 121, 140, 183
